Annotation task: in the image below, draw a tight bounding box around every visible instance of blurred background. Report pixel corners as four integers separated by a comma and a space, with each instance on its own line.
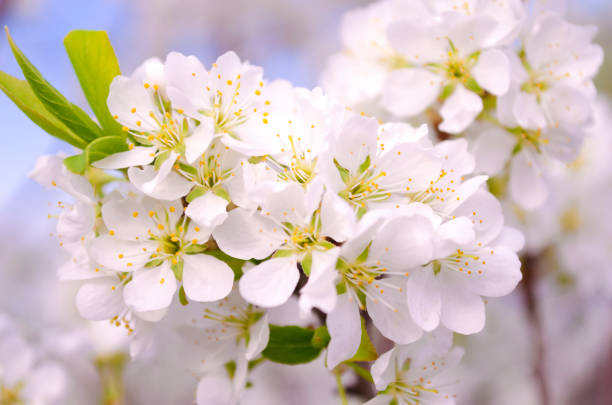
0, 0, 611, 404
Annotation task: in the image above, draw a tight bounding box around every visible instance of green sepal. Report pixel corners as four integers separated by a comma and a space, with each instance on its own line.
347, 317, 378, 362
317, 240, 336, 251
358, 155, 371, 174
333, 159, 351, 185
154, 150, 171, 171
171, 258, 184, 282
145, 259, 164, 268
178, 285, 189, 306
213, 187, 230, 202
440, 82, 456, 101
464, 77, 484, 94
262, 325, 325, 365
186, 186, 207, 203
301, 251, 313, 276
272, 249, 295, 258
177, 162, 198, 178
355, 241, 372, 265
432, 260, 441, 276
184, 244, 207, 254
5, 27, 102, 142
247, 155, 267, 164
0, 70, 86, 148
63, 30, 123, 136
345, 362, 373, 383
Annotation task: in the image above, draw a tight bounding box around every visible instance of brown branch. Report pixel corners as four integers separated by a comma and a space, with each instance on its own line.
520, 254, 550, 405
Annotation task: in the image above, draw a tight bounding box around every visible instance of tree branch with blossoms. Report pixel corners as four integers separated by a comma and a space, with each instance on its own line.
0, 0, 605, 404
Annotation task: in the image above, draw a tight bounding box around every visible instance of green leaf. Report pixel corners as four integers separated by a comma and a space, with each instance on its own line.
64, 30, 123, 136
348, 318, 378, 362
262, 325, 324, 365
5, 27, 102, 142
0, 70, 86, 148
64, 136, 129, 174
311, 326, 331, 349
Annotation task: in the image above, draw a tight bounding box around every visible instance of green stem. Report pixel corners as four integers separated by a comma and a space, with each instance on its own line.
335, 369, 349, 405
95, 353, 127, 405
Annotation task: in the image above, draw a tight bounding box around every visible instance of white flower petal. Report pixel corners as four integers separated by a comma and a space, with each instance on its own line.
196, 371, 233, 405
405, 267, 441, 332
101, 198, 153, 241
472, 49, 510, 96
213, 209, 283, 260
372, 215, 435, 269
333, 115, 378, 173
245, 314, 270, 360
185, 124, 215, 163
510, 152, 547, 210
76, 278, 125, 321
367, 280, 423, 344
185, 191, 229, 229
123, 263, 177, 312
238, 257, 299, 308
182, 254, 234, 302
299, 249, 340, 315
141, 152, 179, 195
326, 293, 361, 369
128, 166, 193, 200
440, 271, 485, 334
93, 146, 157, 169
107, 76, 159, 131
382, 69, 442, 117
320, 190, 357, 243
439, 84, 483, 134
90, 235, 156, 272
370, 347, 397, 391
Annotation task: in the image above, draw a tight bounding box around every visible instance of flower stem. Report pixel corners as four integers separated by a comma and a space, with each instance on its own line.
96, 353, 128, 405
335, 369, 349, 405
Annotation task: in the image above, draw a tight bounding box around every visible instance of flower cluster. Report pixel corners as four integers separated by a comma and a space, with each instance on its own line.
4, 0, 602, 403
323, 0, 603, 210
29, 47, 523, 403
